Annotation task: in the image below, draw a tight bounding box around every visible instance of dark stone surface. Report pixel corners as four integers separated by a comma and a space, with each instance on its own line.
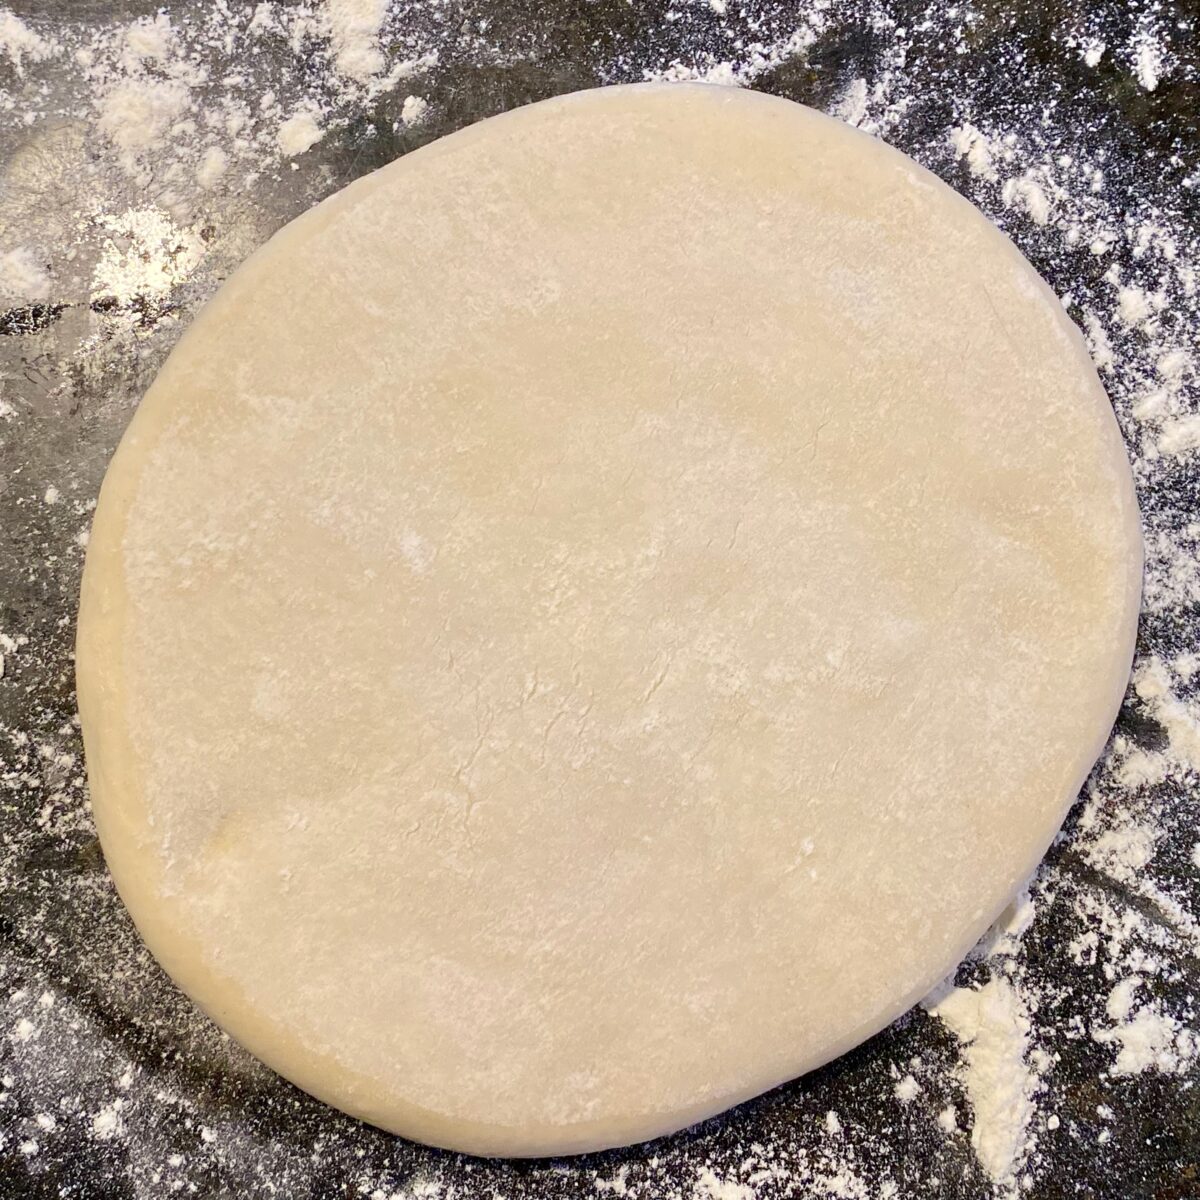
0, 2, 1197, 1198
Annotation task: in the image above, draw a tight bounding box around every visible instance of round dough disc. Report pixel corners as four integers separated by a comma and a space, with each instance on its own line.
78, 83, 1141, 1157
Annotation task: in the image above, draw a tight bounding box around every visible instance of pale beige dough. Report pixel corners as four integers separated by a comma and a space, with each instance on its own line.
77, 83, 1142, 1156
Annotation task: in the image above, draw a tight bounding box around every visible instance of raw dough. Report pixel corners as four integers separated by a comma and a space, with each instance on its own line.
77, 84, 1142, 1157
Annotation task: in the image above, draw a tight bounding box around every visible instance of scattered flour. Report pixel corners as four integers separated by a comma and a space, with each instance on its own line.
946, 123, 1058, 228
277, 110, 326, 157
97, 79, 192, 160
90, 209, 207, 307
400, 94, 430, 127
924, 974, 1040, 1191
1157, 415, 1200, 459
325, 0, 388, 82
196, 146, 230, 189
970, 886, 1037, 962
121, 13, 176, 69
0, 246, 50, 303
642, 12, 829, 88
1084, 816, 1158, 883
594, 1165, 630, 1194
693, 1167, 755, 1200
0, 10, 56, 75
832, 77, 868, 128
0, 632, 21, 683
950, 123, 999, 182
1128, 657, 1200, 780
1130, 21, 1168, 92
92, 1098, 125, 1141
1117, 284, 1154, 328
1093, 977, 1198, 1076
1001, 172, 1052, 226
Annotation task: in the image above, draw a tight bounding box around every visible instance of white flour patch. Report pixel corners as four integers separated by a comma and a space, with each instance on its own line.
1002, 172, 1052, 225
90, 209, 207, 307
91, 1098, 125, 1141
1084, 816, 1158, 883
325, 0, 389, 81
593, 1165, 630, 1194
1117, 284, 1154, 327
832, 77, 868, 127
1157, 416, 1200, 459
950, 123, 999, 181
924, 973, 1041, 1191
400, 94, 430, 126
1128, 19, 1169, 92
278, 109, 326, 157
1093, 977, 1199, 1076
0, 10, 56, 75
96, 79, 192, 160
640, 13, 829, 87
0, 247, 50, 303
196, 146, 230, 189
121, 13, 176, 69
693, 1167, 755, 1200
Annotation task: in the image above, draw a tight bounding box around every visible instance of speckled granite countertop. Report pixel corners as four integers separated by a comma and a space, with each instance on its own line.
0, 2, 1197, 1198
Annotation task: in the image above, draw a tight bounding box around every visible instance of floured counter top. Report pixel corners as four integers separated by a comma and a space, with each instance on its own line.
0, 2, 1197, 1198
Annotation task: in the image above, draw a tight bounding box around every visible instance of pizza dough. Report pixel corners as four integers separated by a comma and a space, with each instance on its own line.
77, 83, 1142, 1157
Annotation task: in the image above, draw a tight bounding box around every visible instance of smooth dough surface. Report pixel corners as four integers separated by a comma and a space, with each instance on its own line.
77, 83, 1142, 1157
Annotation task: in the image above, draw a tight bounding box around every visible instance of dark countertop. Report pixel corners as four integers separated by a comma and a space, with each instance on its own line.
0, 2, 1197, 1198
